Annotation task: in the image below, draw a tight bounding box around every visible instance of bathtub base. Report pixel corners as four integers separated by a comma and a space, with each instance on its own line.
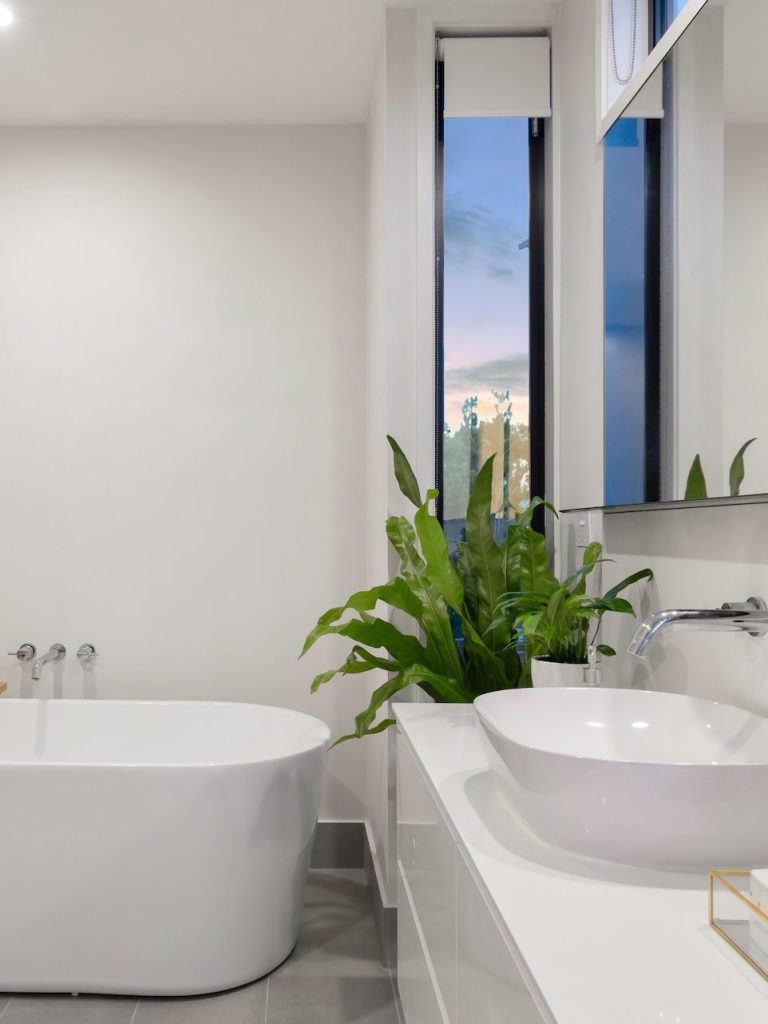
0, 701, 329, 996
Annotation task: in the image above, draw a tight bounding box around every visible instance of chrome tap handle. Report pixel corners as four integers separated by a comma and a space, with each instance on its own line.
8, 643, 36, 662
77, 644, 97, 663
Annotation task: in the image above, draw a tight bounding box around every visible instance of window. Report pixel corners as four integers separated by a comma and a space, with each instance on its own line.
435, 37, 548, 540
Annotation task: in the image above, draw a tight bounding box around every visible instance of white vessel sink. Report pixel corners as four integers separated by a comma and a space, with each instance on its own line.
474, 687, 768, 871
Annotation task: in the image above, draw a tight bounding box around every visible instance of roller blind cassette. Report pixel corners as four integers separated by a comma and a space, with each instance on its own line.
442, 36, 552, 119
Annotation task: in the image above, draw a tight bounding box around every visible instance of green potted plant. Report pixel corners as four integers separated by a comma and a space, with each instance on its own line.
498, 544, 653, 687
301, 438, 554, 743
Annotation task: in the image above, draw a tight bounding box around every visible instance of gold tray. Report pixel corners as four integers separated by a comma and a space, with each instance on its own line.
709, 870, 768, 981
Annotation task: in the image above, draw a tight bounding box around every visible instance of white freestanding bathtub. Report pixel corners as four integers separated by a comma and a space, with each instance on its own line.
0, 699, 330, 996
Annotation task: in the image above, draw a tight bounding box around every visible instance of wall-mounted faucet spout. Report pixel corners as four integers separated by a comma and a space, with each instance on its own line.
627, 597, 768, 658
31, 643, 66, 681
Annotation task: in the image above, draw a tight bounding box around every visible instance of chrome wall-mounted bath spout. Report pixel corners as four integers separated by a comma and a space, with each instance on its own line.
627, 597, 768, 658
31, 643, 66, 681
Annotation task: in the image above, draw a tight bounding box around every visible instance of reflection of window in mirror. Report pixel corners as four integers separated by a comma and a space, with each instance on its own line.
605, 0, 650, 112
604, 68, 663, 506
603, 0, 768, 506
603, 0, 698, 115
653, 0, 694, 44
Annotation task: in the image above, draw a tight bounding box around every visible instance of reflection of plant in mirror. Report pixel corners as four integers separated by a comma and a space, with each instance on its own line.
300, 437, 554, 744
497, 545, 653, 669
684, 439, 757, 500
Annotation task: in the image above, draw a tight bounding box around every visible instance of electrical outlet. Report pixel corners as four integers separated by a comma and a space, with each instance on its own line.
575, 518, 590, 548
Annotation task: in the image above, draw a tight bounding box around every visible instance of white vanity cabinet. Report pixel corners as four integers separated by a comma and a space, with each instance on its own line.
394, 703, 768, 1024
397, 730, 548, 1024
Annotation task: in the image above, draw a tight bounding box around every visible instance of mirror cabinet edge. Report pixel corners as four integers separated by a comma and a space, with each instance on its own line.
598, 0, 712, 141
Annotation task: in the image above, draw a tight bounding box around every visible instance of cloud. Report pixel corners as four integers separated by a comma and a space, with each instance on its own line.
445, 356, 529, 396
444, 201, 527, 280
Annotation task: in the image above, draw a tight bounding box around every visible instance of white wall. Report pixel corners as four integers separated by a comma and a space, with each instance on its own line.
724, 123, 768, 494
597, 504, 768, 718
557, 0, 605, 510
364, 30, 396, 906
363, 5, 438, 908
0, 125, 370, 820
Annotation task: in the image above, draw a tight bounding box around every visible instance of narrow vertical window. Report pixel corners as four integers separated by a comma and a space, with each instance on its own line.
436, 37, 548, 539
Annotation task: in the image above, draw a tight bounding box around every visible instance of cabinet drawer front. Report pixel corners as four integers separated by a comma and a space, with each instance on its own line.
456, 849, 549, 1024
398, 867, 449, 1024
397, 733, 457, 1018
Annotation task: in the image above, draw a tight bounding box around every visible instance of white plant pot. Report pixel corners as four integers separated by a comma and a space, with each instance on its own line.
531, 657, 590, 688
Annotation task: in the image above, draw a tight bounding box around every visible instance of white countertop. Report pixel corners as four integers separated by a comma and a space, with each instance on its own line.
393, 702, 768, 1024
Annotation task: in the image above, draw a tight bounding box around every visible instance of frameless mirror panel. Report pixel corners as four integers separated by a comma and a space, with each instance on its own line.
603, 0, 768, 506
603, 0, 703, 116
653, 0, 699, 41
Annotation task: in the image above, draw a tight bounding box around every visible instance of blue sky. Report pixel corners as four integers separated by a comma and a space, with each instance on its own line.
443, 117, 530, 432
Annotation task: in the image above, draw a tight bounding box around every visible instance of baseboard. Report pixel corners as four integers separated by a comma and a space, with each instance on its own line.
364, 822, 397, 969
311, 821, 366, 868
311, 820, 397, 969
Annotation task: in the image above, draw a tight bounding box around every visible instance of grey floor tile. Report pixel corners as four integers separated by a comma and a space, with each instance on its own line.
0, 868, 392, 1024
133, 979, 267, 1024
266, 976, 398, 1024
274, 870, 384, 980
1, 994, 137, 1024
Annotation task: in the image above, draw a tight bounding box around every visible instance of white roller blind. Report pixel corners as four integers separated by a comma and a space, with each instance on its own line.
442, 37, 551, 119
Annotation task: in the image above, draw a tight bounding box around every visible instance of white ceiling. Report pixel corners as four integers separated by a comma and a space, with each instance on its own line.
0, 0, 390, 125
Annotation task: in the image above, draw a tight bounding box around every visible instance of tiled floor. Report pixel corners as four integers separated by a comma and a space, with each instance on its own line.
0, 870, 400, 1024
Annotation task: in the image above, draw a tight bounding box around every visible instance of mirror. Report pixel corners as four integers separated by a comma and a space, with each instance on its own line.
603, 0, 706, 121
603, 0, 768, 507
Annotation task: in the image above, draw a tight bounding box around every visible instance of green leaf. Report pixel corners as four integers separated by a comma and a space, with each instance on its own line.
512, 496, 558, 528
459, 619, 512, 691
596, 644, 616, 657
579, 596, 634, 615
341, 661, 469, 746
517, 527, 557, 595
562, 559, 609, 596
300, 577, 425, 656
684, 454, 707, 501
572, 541, 602, 596
414, 489, 464, 610
399, 663, 470, 704
310, 646, 397, 693
455, 542, 479, 619
306, 614, 429, 668
729, 438, 757, 497
547, 587, 567, 622
332, 716, 396, 748
603, 567, 654, 601
351, 673, 412, 738
464, 457, 509, 649
387, 435, 422, 507
386, 515, 463, 678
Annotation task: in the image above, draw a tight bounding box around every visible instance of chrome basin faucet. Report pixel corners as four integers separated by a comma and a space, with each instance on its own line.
628, 597, 768, 658
32, 643, 66, 680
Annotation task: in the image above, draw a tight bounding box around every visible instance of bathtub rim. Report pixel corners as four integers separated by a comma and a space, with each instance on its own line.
0, 697, 332, 770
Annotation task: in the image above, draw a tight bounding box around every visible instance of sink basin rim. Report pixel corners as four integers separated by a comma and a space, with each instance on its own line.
474, 686, 768, 768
